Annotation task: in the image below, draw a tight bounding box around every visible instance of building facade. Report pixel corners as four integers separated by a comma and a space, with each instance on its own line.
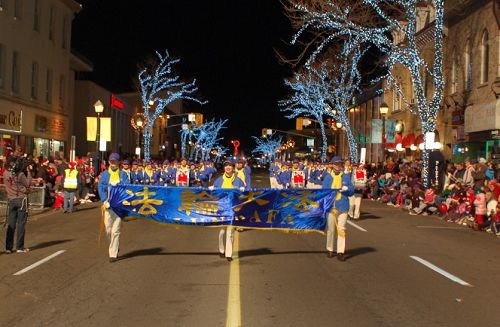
0, 0, 84, 159
73, 80, 135, 157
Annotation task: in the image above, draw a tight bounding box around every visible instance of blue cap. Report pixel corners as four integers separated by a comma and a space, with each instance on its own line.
163, 160, 170, 165
330, 156, 343, 164
122, 159, 130, 165
109, 153, 120, 162
224, 160, 235, 167
132, 160, 138, 165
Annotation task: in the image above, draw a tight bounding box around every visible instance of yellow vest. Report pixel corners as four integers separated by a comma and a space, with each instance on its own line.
64, 169, 78, 189
221, 174, 236, 188
109, 167, 121, 186
329, 170, 343, 200
235, 168, 246, 185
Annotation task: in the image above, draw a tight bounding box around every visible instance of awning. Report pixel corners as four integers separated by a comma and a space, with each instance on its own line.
402, 133, 416, 147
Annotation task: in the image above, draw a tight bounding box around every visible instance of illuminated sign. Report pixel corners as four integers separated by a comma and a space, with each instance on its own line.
110, 94, 124, 110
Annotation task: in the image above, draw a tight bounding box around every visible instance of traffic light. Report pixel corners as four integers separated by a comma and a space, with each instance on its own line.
296, 117, 303, 130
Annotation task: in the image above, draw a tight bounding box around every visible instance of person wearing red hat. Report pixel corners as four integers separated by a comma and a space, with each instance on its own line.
62, 161, 79, 213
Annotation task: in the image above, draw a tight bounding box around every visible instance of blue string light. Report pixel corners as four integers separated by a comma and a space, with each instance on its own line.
252, 133, 283, 163
138, 50, 207, 162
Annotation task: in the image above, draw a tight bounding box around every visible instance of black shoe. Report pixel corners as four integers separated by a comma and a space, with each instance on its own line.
219, 253, 225, 258
226, 257, 233, 262
337, 253, 346, 262
109, 257, 118, 263
327, 251, 336, 258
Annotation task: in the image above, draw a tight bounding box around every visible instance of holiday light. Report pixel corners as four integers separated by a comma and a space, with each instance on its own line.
252, 133, 283, 163
138, 50, 207, 161
287, 0, 445, 186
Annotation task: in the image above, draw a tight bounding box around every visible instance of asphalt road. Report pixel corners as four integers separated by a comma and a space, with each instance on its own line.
1, 169, 499, 327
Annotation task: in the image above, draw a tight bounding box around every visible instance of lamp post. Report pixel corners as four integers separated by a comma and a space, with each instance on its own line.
131, 113, 146, 159
94, 100, 104, 170
379, 102, 389, 159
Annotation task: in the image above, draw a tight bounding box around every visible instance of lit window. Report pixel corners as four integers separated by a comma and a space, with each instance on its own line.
481, 30, 489, 84
464, 40, 472, 90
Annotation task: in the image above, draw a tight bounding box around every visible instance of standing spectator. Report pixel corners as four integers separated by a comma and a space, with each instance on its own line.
349, 163, 367, 219
463, 159, 475, 188
62, 161, 79, 214
472, 158, 487, 189
473, 189, 487, 231
4, 156, 32, 253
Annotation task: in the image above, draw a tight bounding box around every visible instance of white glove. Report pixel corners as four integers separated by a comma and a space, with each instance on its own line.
104, 201, 110, 209
208, 186, 215, 191
341, 186, 348, 192
239, 187, 245, 192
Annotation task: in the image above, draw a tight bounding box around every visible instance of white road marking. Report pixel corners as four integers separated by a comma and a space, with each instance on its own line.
226, 233, 241, 327
13, 250, 66, 276
416, 226, 464, 230
347, 220, 367, 232
410, 256, 472, 287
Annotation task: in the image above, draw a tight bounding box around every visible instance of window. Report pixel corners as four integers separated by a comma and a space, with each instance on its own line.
11, 51, 20, 93
33, 0, 39, 31
0, 44, 4, 89
48, 7, 54, 41
14, 0, 21, 20
392, 87, 402, 112
45, 69, 52, 104
0, 0, 6, 12
62, 16, 67, 49
58, 74, 65, 106
464, 40, 472, 90
31, 62, 38, 99
450, 48, 458, 94
481, 30, 489, 84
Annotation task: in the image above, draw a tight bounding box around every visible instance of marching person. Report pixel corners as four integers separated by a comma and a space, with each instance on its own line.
269, 160, 281, 189
349, 163, 367, 219
322, 156, 354, 261
211, 160, 245, 261
62, 161, 79, 214
173, 158, 190, 187
235, 158, 251, 190
4, 156, 32, 253
98, 153, 129, 263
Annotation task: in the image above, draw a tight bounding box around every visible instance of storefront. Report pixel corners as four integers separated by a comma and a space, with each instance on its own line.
0, 98, 69, 159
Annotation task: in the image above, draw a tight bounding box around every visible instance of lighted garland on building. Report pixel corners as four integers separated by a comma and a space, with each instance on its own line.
287, 0, 445, 187
138, 50, 207, 162
279, 65, 333, 162
252, 133, 283, 163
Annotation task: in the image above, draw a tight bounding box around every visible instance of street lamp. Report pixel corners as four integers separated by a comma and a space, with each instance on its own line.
131, 113, 146, 158
379, 102, 389, 156
335, 122, 343, 129
94, 100, 104, 153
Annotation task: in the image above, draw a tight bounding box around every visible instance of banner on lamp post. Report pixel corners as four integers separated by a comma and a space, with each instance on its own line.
360, 148, 366, 164
385, 119, 396, 143
371, 119, 382, 144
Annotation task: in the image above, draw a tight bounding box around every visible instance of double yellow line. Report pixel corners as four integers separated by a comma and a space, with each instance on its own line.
226, 232, 241, 327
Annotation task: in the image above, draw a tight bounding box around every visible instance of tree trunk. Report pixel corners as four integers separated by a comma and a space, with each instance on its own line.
143, 123, 152, 162
319, 121, 328, 163
343, 123, 359, 163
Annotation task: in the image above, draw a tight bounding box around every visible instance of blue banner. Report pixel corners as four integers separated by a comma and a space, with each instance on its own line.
108, 185, 337, 232
371, 119, 382, 144
385, 119, 396, 143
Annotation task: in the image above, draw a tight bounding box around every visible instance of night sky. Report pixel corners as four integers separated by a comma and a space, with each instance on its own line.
72, 0, 297, 153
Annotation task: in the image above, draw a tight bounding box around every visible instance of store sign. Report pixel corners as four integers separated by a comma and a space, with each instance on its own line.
110, 94, 124, 110
464, 101, 500, 133
0, 108, 22, 133
451, 109, 465, 125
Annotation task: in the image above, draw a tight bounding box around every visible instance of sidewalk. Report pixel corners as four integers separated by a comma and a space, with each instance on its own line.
0, 201, 101, 219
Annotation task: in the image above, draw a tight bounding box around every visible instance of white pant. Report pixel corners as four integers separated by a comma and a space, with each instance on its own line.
270, 177, 279, 189
326, 212, 347, 254
218, 227, 234, 258
348, 194, 363, 219
104, 208, 122, 258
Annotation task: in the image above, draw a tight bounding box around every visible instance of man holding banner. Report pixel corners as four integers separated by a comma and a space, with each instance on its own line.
211, 160, 245, 261
322, 157, 354, 261
98, 153, 130, 263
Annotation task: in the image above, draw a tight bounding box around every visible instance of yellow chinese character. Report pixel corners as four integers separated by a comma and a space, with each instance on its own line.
178, 190, 220, 216
234, 191, 269, 212
281, 191, 319, 212
127, 187, 164, 215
